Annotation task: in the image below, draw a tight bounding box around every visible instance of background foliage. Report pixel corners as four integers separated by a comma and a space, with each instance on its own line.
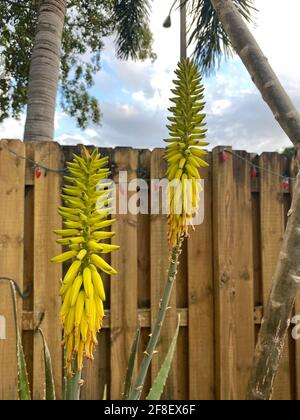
0, 0, 155, 128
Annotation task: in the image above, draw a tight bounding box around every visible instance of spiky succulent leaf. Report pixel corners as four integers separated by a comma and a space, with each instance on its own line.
123, 322, 141, 400
38, 329, 56, 400
146, 317, 180, 400
9, 281, 31, 400
52, 147, 119, 376
164, 59, 209, 247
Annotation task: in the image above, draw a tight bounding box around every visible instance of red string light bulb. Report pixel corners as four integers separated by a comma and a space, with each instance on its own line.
220, 151, 228, 162
250, 166, 257, 178
282, 177, 290, 191
35, 167, 42, 179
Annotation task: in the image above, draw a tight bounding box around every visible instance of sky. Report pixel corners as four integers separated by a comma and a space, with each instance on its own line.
2, 0, 300, 153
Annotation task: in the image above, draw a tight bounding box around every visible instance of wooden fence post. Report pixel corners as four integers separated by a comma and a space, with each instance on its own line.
212, 146, 237, 400
187, 153, 215, 399
32, 142, 63, 400
0, 140, 25, 400
232, 151, 255, 399
110, 148, 139, 400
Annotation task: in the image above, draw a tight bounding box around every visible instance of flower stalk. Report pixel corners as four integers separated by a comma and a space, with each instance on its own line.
65, 358, 82, 400
128, 239, 183, 400
128, 58, 209, 400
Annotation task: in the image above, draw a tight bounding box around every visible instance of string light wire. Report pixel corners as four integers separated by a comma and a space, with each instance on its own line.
224, 148, 297, 180
0, 142, 297, 181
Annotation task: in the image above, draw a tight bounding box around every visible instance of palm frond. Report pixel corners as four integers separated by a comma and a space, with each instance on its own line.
113, 0, 155, 61
188, 0, 256, 75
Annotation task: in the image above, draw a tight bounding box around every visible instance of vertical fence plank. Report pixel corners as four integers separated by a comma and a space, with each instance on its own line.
81, 329, 110, 400
150, 148, 178, 399
212, 146, 237, 400
110, 148, 138, 400
0, 140, 25, 400
137, 149, 151, 310
232, 152, 255, 399
23, 143, 35, 393
259, 153, 291, 400
137, 149, 151, 399
176, 242, 188, 401
187, 153, 214, 400
32, 142, 63, 400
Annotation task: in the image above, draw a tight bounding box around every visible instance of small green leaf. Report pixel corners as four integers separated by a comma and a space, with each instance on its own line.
9, 281, 31, 400
146, 316, 180, 401
102, 384, 107, 400
38, 329, 56, 400
123, 322, 141, 400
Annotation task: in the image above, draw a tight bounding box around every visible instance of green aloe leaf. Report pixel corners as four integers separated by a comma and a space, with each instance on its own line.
9, 281, 31, 400
38, 328, 56, 400
123, 322, 141, 400
146, 316, 180, 401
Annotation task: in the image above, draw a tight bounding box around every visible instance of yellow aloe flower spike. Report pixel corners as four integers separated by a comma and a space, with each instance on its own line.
51, 147, 119, 376
164, 59, 209, 247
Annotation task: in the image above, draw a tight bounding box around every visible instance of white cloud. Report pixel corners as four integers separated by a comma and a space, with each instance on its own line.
88, 0, 300, 153
0, 115, 25, 139
210, 99, 232, 115
251, 0, 300, 85
2, 0, 300, 154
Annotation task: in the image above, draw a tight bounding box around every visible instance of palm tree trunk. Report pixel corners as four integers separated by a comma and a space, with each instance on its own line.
24, 0, 67, 142
210, 0, 300, 400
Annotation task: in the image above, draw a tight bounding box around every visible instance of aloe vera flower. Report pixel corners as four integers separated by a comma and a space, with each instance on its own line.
164, 59, 209, 247
51, 147, 119, 376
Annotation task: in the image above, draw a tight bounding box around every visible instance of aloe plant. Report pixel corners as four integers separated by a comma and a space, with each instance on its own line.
126, 59, 209, 401
51, 147, 119, 385
6, 279, 55, 400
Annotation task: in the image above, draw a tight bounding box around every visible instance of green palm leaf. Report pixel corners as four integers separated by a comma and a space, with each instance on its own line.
188, 0, 256, 74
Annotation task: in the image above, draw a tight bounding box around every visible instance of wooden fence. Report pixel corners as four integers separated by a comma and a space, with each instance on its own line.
0, 139, 299, 400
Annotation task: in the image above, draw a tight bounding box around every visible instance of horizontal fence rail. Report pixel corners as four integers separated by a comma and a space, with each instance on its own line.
0, 139, 298, 400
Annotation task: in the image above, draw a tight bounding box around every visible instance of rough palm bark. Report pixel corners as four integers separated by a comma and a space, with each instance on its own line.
247, 170, 300, 399
209, 0, 300, 400
24, 0, 67, 142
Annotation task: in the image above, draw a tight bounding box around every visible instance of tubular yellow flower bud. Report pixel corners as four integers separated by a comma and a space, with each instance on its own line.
90, 253, 118, 275
76, 249, 87, 261
51, 250, 77, 263
75, 291, 85, 328
164, 59, 209, 247
70, 275, 83, 307
91, 266, 106, 302
83, 267, 94, 299
51, 147, 119, 375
